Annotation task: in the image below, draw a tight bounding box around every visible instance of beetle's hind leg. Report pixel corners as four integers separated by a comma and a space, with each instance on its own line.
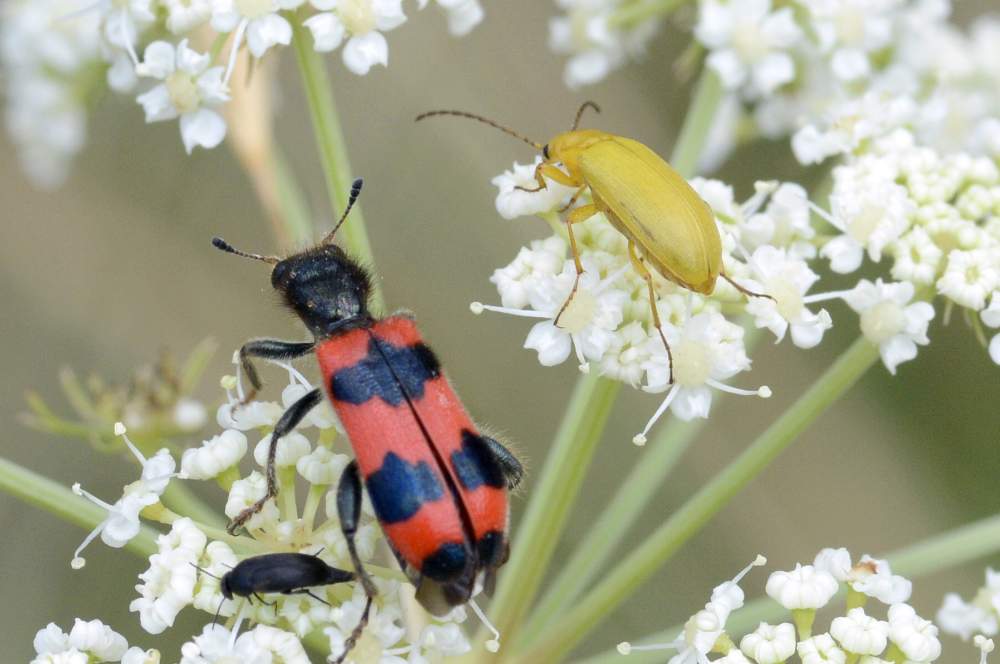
721, 272, 775, 301
329, 460, 377, 664
227, 387, 322, 534
628, 241, 674, 384
234, 339, 315, 407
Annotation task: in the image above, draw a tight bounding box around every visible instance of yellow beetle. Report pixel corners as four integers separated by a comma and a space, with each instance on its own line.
417, 102, 768, 382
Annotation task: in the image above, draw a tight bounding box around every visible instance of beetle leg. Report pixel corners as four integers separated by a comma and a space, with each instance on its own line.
721, 272, 775, 301
331, 460, 376, 664
553, 203, 599, 328
558, 186, 588, 213
252, 592, 275, 607
514, 162, 579, 192
235, 339, 315, 407
227, 388, 323, 534
284, 588, 332, 607
628, 241, 674, 384
482, 436, 524, 489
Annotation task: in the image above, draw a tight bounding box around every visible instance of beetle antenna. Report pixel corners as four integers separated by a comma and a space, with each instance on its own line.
190, 562, 222, 580
571, 101, 601, 131
321, 178, 364, 245
415, 110, 543, 150
212, 596, 225, 626
211, 237, 279, 265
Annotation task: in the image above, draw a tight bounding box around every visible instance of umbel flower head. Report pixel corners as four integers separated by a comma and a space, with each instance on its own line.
618, 547, 950, 664
0, 0, 487, 184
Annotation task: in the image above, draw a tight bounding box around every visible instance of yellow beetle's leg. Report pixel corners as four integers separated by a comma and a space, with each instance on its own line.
628, 240, 674, 385
558, 186, 588, 213
553, 203, 599, 327
721, 272, 774, 301
514, 162, 579, 193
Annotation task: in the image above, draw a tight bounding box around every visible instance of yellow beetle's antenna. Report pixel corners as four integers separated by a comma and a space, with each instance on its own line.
211, 237, 279, 265
571, 101, 601, 131
321, 178, 364, 245
416, 110, 543, 150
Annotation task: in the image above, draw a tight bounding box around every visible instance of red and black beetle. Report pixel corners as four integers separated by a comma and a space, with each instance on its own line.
213, 179, 522, 658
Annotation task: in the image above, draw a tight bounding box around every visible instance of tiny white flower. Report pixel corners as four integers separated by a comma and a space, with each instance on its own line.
181, 429, 247, 480
616, 556, 766, 662
304, 0, 407, 75
831, 607, 889, 655
937, 249, 999, 310
821, 165, 914, 273
980, 294, 1000, 365
130, 518, 206, 634
192, 541, 238, 618
475, 259, 628, 372
254, 431, 312, 467
280, 381, 338, 429
937, 593, 999, 641
121, 646, 160, 664
173, 397, 208, 432
490, 236, 567, 309
765, 563, 839, 610
216, 399, 283, 430
814, 547, 853, 581
244, 624, 310, 663
71, 424, 176, 569
225, 471, 280, 529
296, 446, 350, 485
491, 157, 578, 220
211, 0, 302, 60
851, 555, 913, 604
797, 633, 847, 664
32, 619, 130, 662
887, 603, 941, 662
162, 0, 213, 33
599, 321, 653, 387
739, 622, 796, 664
977, 635, 996, 664
744, 246, 833, 349
427, 0, 484, 37
845, 279, 934, 375
635, 311, 770, 443
135, 40, 229, 154
890, 228, 944, 286
695, 0, 803, 97
741, 182, 817, 257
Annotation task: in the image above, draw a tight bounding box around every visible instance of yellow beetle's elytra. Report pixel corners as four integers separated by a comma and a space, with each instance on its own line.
416, 102, 771, 384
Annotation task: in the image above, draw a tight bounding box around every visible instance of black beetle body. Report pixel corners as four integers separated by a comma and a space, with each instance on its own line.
219, 553, 355, 600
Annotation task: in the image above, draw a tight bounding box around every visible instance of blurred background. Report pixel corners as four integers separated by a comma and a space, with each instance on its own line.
2, 1, 998, 661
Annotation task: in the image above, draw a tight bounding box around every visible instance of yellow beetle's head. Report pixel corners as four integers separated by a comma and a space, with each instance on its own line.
545, 129, 613, 174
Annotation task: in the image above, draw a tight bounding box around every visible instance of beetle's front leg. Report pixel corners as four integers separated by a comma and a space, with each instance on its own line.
235, 339, 315, 407
553, 203, 600, 330
329, 460, 376, 664
514, 162, 579, 193
227, 387, 322, 534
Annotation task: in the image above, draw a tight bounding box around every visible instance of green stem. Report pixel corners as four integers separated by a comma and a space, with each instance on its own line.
610, 0, 693, 28
514, 337, 880, 663
518, 416, 702, 644
0, 456, 159, 558
483, 375, 620, 644
163, 482, 226, 528
290, 17, 384, 312
272, 146, 315, 246
669, 68, 723, 178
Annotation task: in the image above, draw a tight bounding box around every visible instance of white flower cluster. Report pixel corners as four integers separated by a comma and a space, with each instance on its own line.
618, 547, 950, 664
938, 567, 1000, 642
55, 364, 481, 663
550, 1, 1000, 170
481, 139, 996, 441
548, 0, 662, 89
32, 618, 156, 664
1, 0, 484, 186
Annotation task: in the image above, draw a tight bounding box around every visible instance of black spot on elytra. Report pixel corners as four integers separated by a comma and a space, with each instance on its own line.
366, 452, 444, 524
422, 542, 470, 582
451, 430, 506, 491
477, 530, 506, 569
330, 337, 440, 406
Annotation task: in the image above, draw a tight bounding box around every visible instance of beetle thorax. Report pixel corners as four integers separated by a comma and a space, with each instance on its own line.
548, 129, 613, 174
